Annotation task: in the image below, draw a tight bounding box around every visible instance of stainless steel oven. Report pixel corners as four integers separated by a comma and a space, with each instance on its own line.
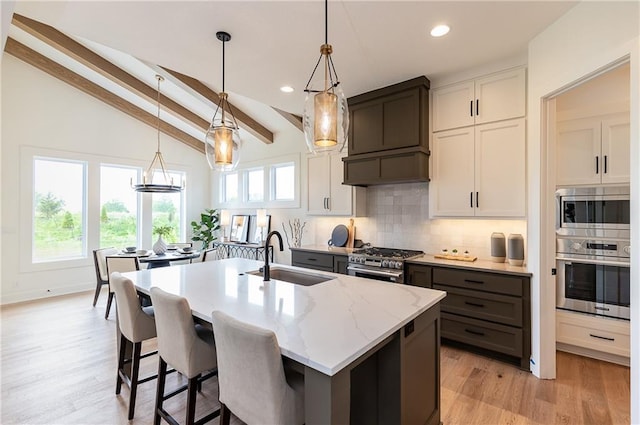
347, 264, 404, 283
556, 258, 630, 320
555, 186, 630, 239
347, 247, 424, 283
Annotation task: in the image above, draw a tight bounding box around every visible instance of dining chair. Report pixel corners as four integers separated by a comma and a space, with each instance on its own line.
201, 248, 220, 262
211, 310, 304, 425
105, 256, 140, 320
150, 287, 220, 425
111, 272, 158, 420
92, 247, 119, 309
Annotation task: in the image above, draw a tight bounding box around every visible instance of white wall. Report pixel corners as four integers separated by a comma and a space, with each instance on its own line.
526, 3, 639, 419
1, 54, 212, 303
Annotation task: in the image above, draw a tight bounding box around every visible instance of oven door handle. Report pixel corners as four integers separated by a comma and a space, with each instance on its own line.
555, 256, 630, 267
347, 266, 403, 278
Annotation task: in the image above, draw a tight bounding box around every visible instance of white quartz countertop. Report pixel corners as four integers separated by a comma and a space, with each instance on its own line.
408, 255, 532, 277
123, 258, 445, 376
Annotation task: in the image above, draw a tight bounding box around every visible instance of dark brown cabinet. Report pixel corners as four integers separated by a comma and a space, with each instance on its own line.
291, 249, 348, 274
405, 262, 531, 369
343, 76, 430, 186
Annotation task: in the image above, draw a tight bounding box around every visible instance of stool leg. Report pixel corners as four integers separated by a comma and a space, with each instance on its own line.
127, 342, 142, 420
105, 292, 114, 319
220, 403, 231, 425
115, 333, 127, 395
186, 376, 198, 425
154, 358, 167, 425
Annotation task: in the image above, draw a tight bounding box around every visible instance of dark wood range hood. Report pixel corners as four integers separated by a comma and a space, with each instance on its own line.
343, 76, 430, 186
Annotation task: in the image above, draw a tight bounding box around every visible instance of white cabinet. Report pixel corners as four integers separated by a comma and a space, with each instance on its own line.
432, 67, 526, 132
556, 113, 630, 186
556, 310, 629, 362
307, 153, 366, 216
431, 118, 526, 217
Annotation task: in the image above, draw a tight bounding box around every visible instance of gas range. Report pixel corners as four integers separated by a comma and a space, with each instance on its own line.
347, 247, 424, 283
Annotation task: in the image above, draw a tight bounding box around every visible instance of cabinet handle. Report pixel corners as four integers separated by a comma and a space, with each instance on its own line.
476, 99, 479, 116
307, 258, 317, 262
464, 279, 485, 285
596, 156, 599, 174
476, 192, 479, 208
465, 328, 485, 337
465, 301, 485, 308
470, 192, 473, 208
604, 155, 608, 174
470, 100, 473, 117
326, 197, 330, 210
589, 333, 614, 342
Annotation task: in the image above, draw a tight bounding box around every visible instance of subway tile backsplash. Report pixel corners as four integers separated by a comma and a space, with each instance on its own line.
312, 183, 527, 262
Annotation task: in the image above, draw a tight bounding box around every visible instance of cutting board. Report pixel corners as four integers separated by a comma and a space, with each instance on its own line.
434, 254, 477, 262
346, 219, 355, 249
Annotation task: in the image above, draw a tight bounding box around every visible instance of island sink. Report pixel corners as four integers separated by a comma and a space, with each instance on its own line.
247, 268, 332, 286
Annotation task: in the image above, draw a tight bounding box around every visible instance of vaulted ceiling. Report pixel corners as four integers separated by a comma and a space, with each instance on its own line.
4, 1, 578, 152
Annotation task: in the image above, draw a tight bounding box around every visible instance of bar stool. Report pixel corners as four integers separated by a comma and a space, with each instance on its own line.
211, 310, 304, 425
105, 256, 140, 319
150, 287, 219, 425
111, 272, 157, 420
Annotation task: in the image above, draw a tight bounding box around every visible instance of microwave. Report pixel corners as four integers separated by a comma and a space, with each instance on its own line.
555, 186, 630, 239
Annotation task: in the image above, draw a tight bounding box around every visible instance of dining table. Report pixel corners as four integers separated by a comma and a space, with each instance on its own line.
118, 249, 201, 268
121, 258, 445, 425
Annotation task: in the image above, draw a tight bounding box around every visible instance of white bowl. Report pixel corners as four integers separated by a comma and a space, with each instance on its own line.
136, 249, 148, 255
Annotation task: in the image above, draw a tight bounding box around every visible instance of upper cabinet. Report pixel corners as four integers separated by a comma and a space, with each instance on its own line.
307, 153, 367, 216
556, 113, 630, 186
431, 118, 526, 217
432, 68, 526, 132
343, 77, 430, 186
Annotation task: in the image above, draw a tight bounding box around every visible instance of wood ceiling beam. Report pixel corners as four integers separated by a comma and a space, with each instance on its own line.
272, 107, 303, 132
5, 37, 204, 154
162, 66, 274, 144
11, 13, 210, 133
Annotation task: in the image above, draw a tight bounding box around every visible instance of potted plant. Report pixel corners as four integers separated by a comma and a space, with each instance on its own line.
191, 209, 220, 250
152, 224, 173, 255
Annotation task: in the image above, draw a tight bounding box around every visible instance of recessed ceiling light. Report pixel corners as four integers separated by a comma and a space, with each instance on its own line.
430, 24, 450, 37
280, 86, 294, 93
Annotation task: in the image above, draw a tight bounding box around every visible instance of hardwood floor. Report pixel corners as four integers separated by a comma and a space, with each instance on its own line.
1, 291, 630, 424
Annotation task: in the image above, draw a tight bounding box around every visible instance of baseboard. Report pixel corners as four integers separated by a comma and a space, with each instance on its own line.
1, 283, 95, 305
556, 342, 630, 367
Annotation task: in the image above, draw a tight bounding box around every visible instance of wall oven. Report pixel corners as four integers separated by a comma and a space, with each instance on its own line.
555, 187, 631, 320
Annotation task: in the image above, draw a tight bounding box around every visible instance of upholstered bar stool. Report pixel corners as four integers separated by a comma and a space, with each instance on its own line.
150, 287, 219, 425
111, 272, 158, 420
105, 256, 140, 319
211, 310, 304, 425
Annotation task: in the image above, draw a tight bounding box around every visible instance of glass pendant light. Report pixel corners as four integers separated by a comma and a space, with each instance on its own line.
205, 31, 242, 171
132, 75, 184, 193
303, 0, 349, 154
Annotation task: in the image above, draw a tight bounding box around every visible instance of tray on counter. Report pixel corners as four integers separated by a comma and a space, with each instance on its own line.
434, 254, 478, 262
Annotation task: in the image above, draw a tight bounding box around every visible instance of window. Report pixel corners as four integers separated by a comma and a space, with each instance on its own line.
152, 171, 184, 243
100, 165, 139, 248
246, 168, 264, 202
33, 158, 86, 262
222, 172, 239, 203
272, 163, 294, 201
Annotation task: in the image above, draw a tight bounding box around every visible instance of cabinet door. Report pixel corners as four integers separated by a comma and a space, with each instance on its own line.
430, 127, 475, 216
474, 68, 526, 125
474, 119, 526, 217
601, 114, 630, 184
327, 154, 353, 215
307, 155, 330, 214
556, 117, 601, 186
431, 81, 475, 132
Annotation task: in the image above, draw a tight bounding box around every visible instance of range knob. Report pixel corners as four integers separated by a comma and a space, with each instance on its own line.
623, 245, 631, 255
394, 261, 403, 269
381, 260, 389, 268
348, 255, 354, 262
571, 242, 583, 251
358, 256, 365, 264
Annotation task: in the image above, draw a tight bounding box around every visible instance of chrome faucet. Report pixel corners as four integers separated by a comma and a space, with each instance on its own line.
263, 230, 283, 281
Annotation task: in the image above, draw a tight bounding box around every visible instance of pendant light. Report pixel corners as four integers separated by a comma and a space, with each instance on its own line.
205, 31, 242, 171
303, 0, 349, 154
132, 75, 184, 193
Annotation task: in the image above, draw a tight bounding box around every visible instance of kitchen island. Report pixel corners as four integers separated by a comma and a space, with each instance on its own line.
123, 258, 446, 425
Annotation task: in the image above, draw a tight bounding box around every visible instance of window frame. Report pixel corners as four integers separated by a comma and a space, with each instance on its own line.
217, 154, 300, 209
